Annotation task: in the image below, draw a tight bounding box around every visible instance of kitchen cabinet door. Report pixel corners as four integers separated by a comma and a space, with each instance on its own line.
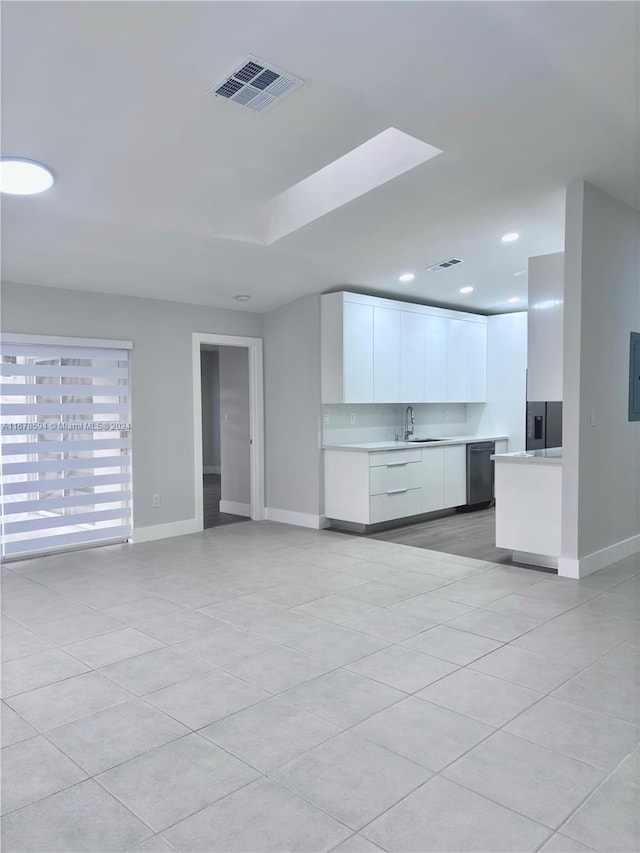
343, 301, 374, 403
467, 322, 487, 402
446, 319, 468, 403
400, 311, 425, 402
421, 446, 445, 512
443, 444, 467, 507
373, 306, 401, 402
424, 315, 447, 402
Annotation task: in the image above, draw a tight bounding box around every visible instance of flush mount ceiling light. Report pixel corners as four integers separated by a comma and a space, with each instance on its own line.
508, 297, 521, 304
0, 158, 54, 195
459, 286, 474, 294
398, 273, 415, 282
234, 295, 251, 303
501, 232, 519, 243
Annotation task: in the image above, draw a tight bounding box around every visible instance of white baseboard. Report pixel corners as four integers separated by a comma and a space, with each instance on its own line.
131, 518, 201, 544
558, 532, 640, 579
219, 500, 251, 518
203, 466, 221, 475
264, 507, 329, 529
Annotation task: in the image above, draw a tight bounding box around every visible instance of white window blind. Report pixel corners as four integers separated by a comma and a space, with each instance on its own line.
1, 341, 132, 559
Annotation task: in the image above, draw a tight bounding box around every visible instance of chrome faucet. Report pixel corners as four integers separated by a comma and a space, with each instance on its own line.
403, 406, 415, 441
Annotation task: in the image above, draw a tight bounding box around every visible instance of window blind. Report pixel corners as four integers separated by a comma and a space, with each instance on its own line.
1, 342, 132, 559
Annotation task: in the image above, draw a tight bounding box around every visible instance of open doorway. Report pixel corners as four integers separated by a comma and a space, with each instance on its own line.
201, 345, 250, 528
193, 333, 264, 531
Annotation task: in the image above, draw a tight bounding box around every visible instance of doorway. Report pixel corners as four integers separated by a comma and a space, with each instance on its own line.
192, 333, 264, 531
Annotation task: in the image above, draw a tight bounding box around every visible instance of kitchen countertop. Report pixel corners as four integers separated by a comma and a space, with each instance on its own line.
323, 435, 509, 452
491, 447, 562, 465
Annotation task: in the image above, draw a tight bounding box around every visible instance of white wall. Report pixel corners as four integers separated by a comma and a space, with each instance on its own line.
219, 346, 251, 509
473, 312, 527, 451
201, 349, 220, 472
561, 181, 640, 576
263, 293, 324, 525
527, 252, 564, 401
0, 281, 261, 537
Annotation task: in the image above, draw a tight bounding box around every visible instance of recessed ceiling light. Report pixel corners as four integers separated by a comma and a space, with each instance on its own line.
507, 297, 521, 304
0, 158, 54, 195
501, 232, 519, 243
235, 295, 251, 303
398, 273, 415, 282
459, 286, 474, 294
513, 269, 526, 277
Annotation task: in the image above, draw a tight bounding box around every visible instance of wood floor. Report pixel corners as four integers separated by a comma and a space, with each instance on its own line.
203, 474, 249, 530
370, 506, 527, 566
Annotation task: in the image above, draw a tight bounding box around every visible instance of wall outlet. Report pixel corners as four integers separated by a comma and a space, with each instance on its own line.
349, 412, 356, 425
589, 410, 597, 427
152, 494, 161, 508
324, 414, 330, 426
223, 412, 230, 424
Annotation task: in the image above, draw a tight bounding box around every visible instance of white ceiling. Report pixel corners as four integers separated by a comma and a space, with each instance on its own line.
1, 1, 637, 314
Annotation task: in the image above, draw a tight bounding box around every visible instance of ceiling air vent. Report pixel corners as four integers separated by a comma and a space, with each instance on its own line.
427, 257, 465, 272
210, 56, 303, 113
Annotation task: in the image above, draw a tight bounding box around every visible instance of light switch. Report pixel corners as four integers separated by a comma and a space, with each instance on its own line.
349, 412, 356, 424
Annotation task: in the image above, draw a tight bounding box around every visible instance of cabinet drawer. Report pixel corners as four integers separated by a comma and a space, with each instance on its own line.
370, 488, 422, 524
370, 461, 421, 495
369, 449, 421, 467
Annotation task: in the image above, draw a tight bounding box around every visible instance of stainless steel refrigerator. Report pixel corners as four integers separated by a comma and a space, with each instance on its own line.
526, 401, 563, 450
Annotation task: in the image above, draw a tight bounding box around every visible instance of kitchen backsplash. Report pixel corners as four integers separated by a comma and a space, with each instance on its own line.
322, 404, 473, 445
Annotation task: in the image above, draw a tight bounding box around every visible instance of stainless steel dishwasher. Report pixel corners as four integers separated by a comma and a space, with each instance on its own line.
466, 441, 495, 508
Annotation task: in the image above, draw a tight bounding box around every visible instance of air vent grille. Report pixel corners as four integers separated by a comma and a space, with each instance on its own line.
427, 257, 465, 272
211, 55, 303, 113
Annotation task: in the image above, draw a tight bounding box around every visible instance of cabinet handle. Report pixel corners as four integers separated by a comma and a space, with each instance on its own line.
385, 461, 408, 467
386, 488, 409, 495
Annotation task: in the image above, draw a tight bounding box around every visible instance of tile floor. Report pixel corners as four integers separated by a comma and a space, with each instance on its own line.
1, 522, 639, 852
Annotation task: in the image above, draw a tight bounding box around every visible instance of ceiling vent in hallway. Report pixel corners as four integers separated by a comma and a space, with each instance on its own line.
210, 56, 303, 113
427, 257, 465, 272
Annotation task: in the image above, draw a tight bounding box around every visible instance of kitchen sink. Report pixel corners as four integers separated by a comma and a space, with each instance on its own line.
408, 438, 446, 443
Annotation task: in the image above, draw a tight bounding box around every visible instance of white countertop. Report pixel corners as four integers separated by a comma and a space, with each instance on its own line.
492, 447, 563, 465
323, 435, 509, 452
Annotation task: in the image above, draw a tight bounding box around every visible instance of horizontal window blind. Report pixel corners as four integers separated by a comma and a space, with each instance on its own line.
1, 342, 132, 559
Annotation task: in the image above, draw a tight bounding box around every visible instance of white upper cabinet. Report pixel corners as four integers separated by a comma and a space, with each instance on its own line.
466, 321, 487, 402
373, 307, 401, 402
424, 315, 447, 402
446, 318, 468, 402
400, 311, 425, 403
343, 300, 374, 403
321, 292, 486, 404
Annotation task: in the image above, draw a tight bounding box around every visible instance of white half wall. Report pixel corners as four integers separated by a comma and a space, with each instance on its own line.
0, 281, 261, 534
219, 346, 251, 507
561, 181, 640, 577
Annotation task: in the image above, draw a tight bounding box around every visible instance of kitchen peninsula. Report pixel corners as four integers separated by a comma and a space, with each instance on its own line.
324, 435, 508, 531
492, 447, 562, 570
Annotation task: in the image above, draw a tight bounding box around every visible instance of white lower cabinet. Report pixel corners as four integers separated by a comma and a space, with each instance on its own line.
443, 445, 467, 507
370, 489, 423, 524
324, 444, 473, 527
421, 445, 467, 512
421, 447, 445, 512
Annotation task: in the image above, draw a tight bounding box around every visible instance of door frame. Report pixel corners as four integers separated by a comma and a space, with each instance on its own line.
192, 333, 264, 528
